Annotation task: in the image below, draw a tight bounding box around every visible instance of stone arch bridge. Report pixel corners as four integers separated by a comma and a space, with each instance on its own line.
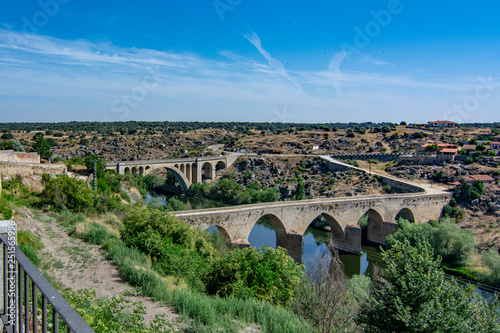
173, 192, 451, 263
106, 156, 238, 191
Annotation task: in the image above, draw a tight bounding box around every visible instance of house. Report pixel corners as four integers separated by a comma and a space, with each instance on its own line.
438, 148, 459, 155
462, 144, 476, 150
422, 143, 458, 149
428, 120, 457, 127
463, 174, 495, 184
490, 141, 500, 153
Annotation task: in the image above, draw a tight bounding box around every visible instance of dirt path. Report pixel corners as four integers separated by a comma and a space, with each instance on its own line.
12, 207, 180, 327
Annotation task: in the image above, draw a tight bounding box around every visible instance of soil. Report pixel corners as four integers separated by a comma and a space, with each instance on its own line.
11, 206, 181, 327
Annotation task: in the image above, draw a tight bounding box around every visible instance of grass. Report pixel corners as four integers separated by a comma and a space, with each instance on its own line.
74, 222, 314, 332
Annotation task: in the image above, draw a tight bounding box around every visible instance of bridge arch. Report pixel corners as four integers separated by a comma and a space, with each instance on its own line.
145, 166, 191, 192
395, 208, 415, 222
139, 166, 144, 175
202, 162, 214, 180
124, 167, 130, 174
216, 161, 226, 171
186, 163, 191, 181
132, 166, 138, 175
206, 225, 232, 247
360, 209, 385, 244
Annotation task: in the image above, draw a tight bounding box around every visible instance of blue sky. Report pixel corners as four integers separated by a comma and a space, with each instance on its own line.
0, 0, 499, 123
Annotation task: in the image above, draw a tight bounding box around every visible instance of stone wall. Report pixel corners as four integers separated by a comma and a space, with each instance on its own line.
0, 162, 66, 178
331, 153, 401, 162
0, 150, 40, 164
398, 154, 454, 165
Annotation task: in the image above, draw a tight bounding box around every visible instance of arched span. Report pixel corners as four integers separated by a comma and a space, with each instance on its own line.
205, 225, 231, 246
216, 161, 226, 171
361, 209, 384, 244
145, 166, 190, 192
132, 166, 138, 175
396, 208, 415, 223
202, 162, 214, 180
139, 166, 144, 175
249, 213, 287, 249
124, 167, 130, 174
310, 213, 344, 240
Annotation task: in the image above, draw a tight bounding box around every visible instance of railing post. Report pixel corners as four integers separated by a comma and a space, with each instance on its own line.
0, 220, 18, 333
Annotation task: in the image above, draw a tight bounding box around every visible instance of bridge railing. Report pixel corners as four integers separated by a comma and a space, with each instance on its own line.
0, 220, 94, 333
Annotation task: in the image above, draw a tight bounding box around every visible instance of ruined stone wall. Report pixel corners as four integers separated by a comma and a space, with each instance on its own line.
0, 162, 66, 178
0, 150, 40, 164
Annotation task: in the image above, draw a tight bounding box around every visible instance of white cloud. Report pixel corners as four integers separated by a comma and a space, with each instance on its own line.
0, 29, 499, 123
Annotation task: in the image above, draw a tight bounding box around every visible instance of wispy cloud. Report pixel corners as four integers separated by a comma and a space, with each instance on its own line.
0, 29, 499, 123
243, 31, 303, 92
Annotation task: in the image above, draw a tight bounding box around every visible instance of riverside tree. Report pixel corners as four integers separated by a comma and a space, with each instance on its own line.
356, 239, 500, 333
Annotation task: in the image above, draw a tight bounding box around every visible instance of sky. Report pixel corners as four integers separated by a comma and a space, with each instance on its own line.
0, 0, 499, 124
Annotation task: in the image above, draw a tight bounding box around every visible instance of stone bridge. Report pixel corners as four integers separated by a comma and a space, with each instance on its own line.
106, 156, 238, 191
173, 192, 451, 263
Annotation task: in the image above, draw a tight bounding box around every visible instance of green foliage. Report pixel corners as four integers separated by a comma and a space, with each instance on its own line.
357, 214, 368, 229
425, 144, 439, 152
1, 132, 13, 139
382, 184, 391, 193
481, 248, 500, 286
453, 179, 484, 204
190, 178, 281, 205
204, 246, 303, 306
84, 155, 107, 178
42, 175, 95, 213
12, 140, 25, 152
385, 219, 475, 267
356, 239, 500, 333
62, 289, 173, 333
17, 230, 44, 266
465, 156, 475, 164
165, 197, 186, 211
122, 206, 218, 291
293, 177, 305, 200
32, 135, 52, 159
97, 227, 312, 332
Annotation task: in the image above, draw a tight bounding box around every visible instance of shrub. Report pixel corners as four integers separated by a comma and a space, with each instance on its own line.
204, 246, 303, 306
382, 185, 392, 193
42, 175, 95, 213
356, 239, 500, 332
386, 219, 475, 267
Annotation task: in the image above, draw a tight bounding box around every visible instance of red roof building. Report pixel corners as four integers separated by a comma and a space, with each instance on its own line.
464, 175, 495, 184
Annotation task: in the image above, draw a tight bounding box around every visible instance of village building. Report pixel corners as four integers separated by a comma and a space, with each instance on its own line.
428, 120, 457, 127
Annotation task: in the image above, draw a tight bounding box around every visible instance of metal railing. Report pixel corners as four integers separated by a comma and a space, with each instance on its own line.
0, 220, 94, 333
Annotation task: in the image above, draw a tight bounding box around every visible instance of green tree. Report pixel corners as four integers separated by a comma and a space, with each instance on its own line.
42, 175, 95, 212
32, 135, 52, 159
386, 218, 475, 267
294, 177, 305, 200
11, 140, 25, 152
356, 239, 500, 332
204, 246, 303, 306
84, 155, 106, 178
453, 179, 484, 204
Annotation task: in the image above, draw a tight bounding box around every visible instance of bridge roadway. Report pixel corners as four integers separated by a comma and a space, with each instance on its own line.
173, 189, 451, 263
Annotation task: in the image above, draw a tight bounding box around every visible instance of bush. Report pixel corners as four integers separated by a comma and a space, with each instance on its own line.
42, 175, 95, 213
386, 218, 475, 267
1, 133, 13, 139
382, 185, 391, 193
204, 246, 303, 306
121, 206, 218, 291
356, 239, 500, 332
